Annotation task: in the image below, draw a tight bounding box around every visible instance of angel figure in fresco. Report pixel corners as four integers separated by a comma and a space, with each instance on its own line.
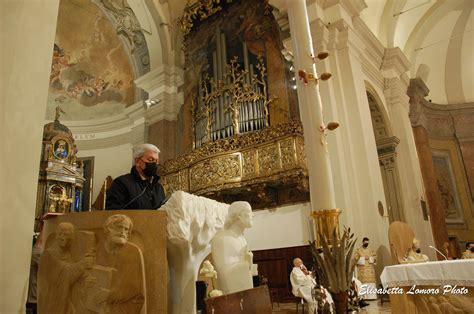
50, 44, 75, 86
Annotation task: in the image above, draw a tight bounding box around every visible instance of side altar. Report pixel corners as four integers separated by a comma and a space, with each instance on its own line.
35, 109, 85, 230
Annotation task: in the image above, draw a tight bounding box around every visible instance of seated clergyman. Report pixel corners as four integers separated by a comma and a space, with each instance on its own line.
290, 257, 334, 313
405, 238, 429, 262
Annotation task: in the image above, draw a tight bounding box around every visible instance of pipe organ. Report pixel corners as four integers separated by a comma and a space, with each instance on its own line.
194, 27, 271, 148
163, 0, 307, 210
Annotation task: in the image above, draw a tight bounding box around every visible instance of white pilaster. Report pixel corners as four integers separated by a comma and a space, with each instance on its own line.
382, 48, 436, 258
0, 1, 60, 312
314, 0, 391, 266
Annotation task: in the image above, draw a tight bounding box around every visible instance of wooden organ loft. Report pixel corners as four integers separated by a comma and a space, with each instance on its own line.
160, 0, 310, 209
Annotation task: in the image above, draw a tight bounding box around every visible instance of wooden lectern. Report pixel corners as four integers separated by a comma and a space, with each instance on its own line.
204, 286, 272, 314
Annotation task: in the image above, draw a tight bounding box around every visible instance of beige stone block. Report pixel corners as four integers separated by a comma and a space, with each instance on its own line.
38, 210, 167, 314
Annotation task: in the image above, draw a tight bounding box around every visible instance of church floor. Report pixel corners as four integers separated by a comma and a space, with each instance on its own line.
271, 299, 391, 313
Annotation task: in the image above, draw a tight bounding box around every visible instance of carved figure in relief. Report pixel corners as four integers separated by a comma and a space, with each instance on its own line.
88, 214, 146, 314
38, 222, 94, 314
211, 201, 254, 294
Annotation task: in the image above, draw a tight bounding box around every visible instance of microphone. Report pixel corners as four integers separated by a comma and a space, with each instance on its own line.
122, 185, 148, 209
429, 245, 448, 261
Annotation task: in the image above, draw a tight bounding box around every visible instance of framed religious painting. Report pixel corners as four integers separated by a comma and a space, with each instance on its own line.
51, 135, 71, 160
431, 149, 464, 224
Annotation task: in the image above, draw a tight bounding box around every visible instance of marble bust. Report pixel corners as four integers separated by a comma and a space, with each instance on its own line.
211, 201, 254, 294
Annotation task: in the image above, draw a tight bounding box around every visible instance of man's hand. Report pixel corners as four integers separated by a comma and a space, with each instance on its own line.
82, 252, 95, 269
91, 287, 109, 305
300, 264, 309, 275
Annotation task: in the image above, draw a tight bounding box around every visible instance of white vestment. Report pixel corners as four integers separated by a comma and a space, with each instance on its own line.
290, 267, 317, 313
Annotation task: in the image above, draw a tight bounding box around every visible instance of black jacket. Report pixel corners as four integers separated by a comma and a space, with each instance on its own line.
106, 166, 166, 210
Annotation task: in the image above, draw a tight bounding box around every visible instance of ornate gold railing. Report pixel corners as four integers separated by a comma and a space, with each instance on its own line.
160, 120, 309, 208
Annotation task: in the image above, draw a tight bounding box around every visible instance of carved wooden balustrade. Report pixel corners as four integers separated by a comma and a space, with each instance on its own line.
160, 120, 310, 209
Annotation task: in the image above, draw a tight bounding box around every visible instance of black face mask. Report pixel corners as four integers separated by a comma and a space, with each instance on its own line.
416, 248, 421, 254
143, 162, 158, 177
363, 243, 369, 248
470, 247, 474, 253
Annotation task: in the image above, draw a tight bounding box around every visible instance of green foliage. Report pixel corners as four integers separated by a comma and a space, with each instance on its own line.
309, 227, 357, 294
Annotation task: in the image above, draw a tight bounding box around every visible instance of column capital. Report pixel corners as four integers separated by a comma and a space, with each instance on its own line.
407, 77, 430, 100
376, 136, 400, 168
310, 18, 330, 51
322, 0, 367, 23
407, 78, 430, 128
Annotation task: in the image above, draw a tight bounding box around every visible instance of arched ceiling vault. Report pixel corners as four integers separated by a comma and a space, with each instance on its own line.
361, 0, 473, 105
96, 0, 471, 111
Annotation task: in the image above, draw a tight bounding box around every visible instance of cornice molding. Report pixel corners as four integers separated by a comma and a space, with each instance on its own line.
135, 65, 184, 96
408, 79, 474, 139
328, 19, 365, 60
322, 0, 367, 17
362, 58, 384, 90
135, 64, 184, 122
381, 47, 410, 77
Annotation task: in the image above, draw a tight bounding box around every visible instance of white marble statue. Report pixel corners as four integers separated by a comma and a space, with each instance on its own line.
163, 191, 228, 314
211, 201, 254, 294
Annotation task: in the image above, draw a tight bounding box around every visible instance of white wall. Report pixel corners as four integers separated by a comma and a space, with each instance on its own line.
0, 1, 60, 312
244, 202, 313, 251
77, 143, 133, 201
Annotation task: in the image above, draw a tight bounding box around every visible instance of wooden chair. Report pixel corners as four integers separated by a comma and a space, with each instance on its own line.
91, 176, 113, 210
388, 221, 415, 264
295, 296, 305, 313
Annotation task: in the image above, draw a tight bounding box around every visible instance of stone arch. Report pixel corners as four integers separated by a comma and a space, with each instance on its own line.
365, 83, 393, 140
365, 82, 406, 223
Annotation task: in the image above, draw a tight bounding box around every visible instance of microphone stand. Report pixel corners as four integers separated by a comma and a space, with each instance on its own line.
429, 245, 448, 261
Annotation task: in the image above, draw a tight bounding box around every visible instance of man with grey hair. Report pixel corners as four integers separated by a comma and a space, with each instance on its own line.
106, 143, 166, 209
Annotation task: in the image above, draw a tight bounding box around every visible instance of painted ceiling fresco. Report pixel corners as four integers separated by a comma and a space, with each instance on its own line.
46, 0, 135, 121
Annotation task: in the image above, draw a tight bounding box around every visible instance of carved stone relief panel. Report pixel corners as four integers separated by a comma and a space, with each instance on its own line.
38, 211, 167, 313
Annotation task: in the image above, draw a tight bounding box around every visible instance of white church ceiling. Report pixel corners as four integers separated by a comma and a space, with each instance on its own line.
361, 0, 473, 105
